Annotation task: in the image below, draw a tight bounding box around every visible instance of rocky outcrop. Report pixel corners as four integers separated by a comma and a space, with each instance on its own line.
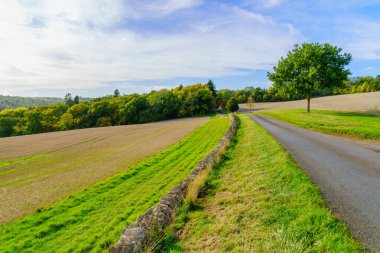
109, 114, 237, 253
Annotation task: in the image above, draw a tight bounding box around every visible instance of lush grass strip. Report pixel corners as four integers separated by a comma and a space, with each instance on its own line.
166, 114, 363, 252
256, 109, 380, 140
0, 116, 229, 253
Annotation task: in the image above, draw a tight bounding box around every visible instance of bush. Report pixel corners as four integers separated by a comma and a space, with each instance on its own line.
226, 97, 239, 112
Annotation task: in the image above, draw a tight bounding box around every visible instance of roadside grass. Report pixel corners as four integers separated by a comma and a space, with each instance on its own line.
163, 114, 363, 252
0, 116, 229, 253
256, 109, 380, 140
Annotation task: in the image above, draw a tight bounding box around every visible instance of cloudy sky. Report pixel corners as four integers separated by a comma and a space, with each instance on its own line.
0, 0, 379, 97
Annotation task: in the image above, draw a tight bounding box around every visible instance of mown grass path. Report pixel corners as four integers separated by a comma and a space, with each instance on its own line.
256, 109, 380, 140
0, 116, 229, 253
171, 114, 363, 252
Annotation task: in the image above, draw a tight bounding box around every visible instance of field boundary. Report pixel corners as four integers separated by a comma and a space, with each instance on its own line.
109, 114, 237, 253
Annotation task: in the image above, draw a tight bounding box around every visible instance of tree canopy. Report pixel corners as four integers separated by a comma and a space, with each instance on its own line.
0, 82, 218, 137
226, 97, 239, 112
268, 43, 352, 112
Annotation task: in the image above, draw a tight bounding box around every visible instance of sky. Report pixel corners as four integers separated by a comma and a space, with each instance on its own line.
0, 0, 380, 98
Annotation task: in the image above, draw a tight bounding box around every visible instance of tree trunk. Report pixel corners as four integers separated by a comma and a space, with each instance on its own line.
307, 96, 311, 113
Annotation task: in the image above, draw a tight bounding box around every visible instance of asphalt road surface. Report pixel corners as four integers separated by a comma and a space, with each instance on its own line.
250, 114, 380, 252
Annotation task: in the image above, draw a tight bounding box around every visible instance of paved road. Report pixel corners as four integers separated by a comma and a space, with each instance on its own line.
250, 114, 380, 252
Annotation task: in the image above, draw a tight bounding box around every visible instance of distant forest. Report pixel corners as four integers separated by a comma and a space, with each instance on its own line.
0, 96, 63, 111
0, 75, 379, 137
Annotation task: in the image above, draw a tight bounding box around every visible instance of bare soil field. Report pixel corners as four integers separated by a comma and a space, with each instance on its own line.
0, 117, 208, 224
240, 91, 380, 114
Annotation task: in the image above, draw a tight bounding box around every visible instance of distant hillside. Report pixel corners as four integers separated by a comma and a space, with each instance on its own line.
0, 95, 63, 111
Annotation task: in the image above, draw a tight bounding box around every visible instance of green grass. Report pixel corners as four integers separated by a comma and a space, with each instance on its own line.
0, 116, 229, 253
0, 154, 51, 171
164, 114, 363, 252
256, 109, 380, 140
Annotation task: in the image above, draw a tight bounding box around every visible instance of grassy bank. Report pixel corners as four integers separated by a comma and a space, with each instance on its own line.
0, 116, 229, 253
256, 109, 380, 140
165, 114, 363, 252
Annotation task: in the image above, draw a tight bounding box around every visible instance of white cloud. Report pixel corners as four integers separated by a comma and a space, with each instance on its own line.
0, 0, 300, 95
262, 0, 281, 8
344, 20, 380, 60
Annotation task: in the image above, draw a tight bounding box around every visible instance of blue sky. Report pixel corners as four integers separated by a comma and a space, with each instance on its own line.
0, 0, 379, 98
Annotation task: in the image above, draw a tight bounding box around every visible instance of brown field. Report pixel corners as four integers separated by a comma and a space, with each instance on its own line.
240, 91, 380, 114
0, 117, 209, 224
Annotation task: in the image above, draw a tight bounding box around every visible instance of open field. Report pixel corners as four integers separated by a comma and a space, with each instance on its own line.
0, 117, 209, 224
240, 91, 380, 114
0, 116, 230, 253
255, 109, 380, 140
165, 114, 363, 252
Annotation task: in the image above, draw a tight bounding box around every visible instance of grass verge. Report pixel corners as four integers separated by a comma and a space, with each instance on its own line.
0, 116, 229, 253
256, 109, 380, 140
163, 114, 363, 252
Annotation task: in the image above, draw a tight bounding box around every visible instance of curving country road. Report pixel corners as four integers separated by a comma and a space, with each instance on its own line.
250, 114, 380, 252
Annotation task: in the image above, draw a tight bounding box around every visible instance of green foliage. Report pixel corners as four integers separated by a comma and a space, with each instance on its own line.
64, 93, 81, 107
1, 74, 379, 138
73, 95, 80, 104
0, 117, 229, 253
226, 97, 239, 112
256, 109, 380, 140
0, 95, 63, 111
0, 83, 218, 138
268, 43, 352, 111
119, 96, 149, 124
0, 116, 17, 136
215, 74, 380, 107
206, 80, 217, 97
176, 84, 216, 117
25, 107, 44, 134
64, 93, 74, 106
169, 115, 363, 252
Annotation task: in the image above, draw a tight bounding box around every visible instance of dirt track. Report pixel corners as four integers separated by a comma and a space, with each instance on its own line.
0, 117, 208, 223
251, 115, 380, 252
240, 91, 380, 114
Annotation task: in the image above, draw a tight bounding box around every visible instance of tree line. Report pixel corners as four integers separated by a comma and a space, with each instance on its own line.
1, 57, 379, 137
0, 81, 240, 137
222, 74, 380, 105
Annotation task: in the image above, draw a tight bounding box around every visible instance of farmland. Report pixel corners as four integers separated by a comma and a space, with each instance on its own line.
240, 91, 380, 115
165, 114, 363, 252
0, 117, 209, 224
256, 109, 380, 140
0, 116, 229, 252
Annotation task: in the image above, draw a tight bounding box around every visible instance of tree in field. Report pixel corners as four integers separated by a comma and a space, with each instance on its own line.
247, 96, 255, 112
267, 43, 352, 112
114, 89, 120, 97
226, 97, 239, 112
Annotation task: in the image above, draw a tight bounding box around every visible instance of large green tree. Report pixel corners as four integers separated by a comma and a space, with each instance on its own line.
268, 43, 352, 112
